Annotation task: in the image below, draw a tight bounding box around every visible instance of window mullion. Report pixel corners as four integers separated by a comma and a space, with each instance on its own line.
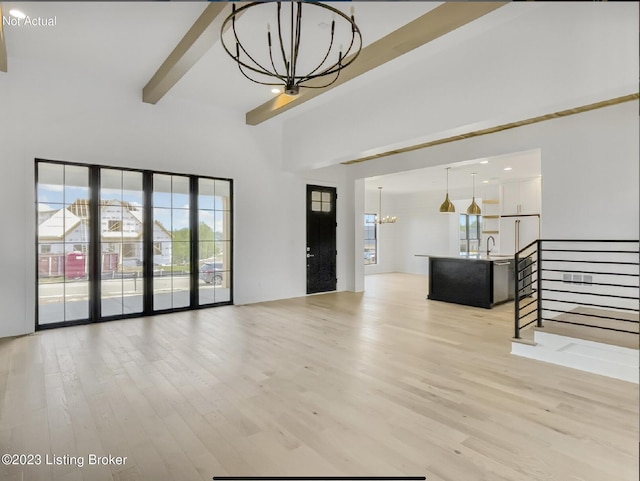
142, 171, 154, 314
89, 166, 101, 321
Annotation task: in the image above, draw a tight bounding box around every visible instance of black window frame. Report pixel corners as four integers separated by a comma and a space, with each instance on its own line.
459, 213, 482, 255
35, 158, 234, 331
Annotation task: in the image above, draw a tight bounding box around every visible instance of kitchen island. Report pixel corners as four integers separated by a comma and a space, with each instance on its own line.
418, 254, 514, 309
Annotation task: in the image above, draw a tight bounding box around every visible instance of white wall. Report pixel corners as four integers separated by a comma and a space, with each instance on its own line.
391, 191, 452, 275
363, 188, 399, 274
1, 3, 636, 339
361, 185, 499, 277
347, 101, 639, 289
282, 2, 638, 170
0, 59, 352, 338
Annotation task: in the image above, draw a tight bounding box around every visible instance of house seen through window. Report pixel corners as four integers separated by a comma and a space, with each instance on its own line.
364, 213, 377, 265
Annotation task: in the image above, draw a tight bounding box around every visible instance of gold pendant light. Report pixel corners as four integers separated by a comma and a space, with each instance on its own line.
467, 172, 481, 215
439, 167, 455, 213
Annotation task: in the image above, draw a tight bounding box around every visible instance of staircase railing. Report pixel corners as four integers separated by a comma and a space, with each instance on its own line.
514, 239, 639, 340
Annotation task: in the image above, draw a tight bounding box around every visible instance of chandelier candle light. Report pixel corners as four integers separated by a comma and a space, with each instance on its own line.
220, 1, 362, 95
377, 187, 397, 224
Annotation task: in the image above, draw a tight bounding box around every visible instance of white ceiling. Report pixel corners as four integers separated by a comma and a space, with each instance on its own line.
1, 2, 205, 84
171, 2, 440, 111
1, 2, 440, 112
364, 149, 542, 194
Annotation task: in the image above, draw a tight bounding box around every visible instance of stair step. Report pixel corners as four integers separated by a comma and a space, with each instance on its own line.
512, 331, 639, 383
535, 319, 638, 350
511, 337, 536, 346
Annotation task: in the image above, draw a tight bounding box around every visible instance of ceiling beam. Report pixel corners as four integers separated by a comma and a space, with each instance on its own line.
341, 94, 640, 165
0, 4, 8, 72
143, 2, 231, 104
246, 2, 507, 126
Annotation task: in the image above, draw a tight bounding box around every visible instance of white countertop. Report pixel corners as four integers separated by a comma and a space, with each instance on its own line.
415, 253, 514, 261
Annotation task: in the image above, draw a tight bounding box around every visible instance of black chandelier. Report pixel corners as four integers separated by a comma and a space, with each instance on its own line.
220, 1, 362, 96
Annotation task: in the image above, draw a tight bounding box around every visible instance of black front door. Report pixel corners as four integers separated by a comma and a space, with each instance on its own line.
306, 185, 337, 294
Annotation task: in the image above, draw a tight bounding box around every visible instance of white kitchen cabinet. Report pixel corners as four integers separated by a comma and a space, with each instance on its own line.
500, 178, 541, 215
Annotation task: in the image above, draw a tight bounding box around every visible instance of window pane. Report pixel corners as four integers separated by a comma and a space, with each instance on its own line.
312, 191, 321, 201
37, 163, 64, 204
172, 265, 190, 309
122, 171, 143, 207
101, 169, 122, 201
172, 176, 190, 209
469, 215, 479, 240
363, 213, 377, 265
38, 204, 65, 242
215, 241, 230, 267
153, 208, 172, 239
171, 241, 190, 266
216, 278, 231, 303
199, 178, 215, 210
104, 208, 124, 244
64, 247, 89, 322
198, 242, 217, 305
214, 211, 230, 241
199, 210, 215, 239
321, 192, 330, 202
64, 165, 90, 206
172, 210, 190, 234
153, 269, 172, 311
312, 201, 321, 211
154, 242, 172, 267
38, 250, 65, 325
215, 180, 231, 209
153, 174, 172, 208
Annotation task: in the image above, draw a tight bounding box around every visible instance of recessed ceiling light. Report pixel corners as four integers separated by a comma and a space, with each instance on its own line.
504, 167, 512, 171
271, 88, 281, 94
480, 160, 489, 164
9, 9, 26, 19
482, 180, 489, 183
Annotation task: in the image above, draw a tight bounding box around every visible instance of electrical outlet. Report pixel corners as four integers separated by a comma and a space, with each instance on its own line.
582, 275, 593, 285
563, 273, 572, 283
573, 274, 582, 284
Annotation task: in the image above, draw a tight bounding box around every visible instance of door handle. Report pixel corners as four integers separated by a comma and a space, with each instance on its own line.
306, 254, 314, 258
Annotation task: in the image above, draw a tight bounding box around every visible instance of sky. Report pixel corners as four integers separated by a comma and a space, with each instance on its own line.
38, 184, 228, 234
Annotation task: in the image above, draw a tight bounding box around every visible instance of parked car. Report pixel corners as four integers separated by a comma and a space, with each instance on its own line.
199, 262, 223, 285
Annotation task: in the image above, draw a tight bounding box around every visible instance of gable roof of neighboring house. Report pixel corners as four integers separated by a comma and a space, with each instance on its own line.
38, 208, 83, 240
41, 199, 173, 241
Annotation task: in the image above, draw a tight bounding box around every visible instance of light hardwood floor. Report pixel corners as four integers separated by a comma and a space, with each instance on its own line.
0, 273, 638, 481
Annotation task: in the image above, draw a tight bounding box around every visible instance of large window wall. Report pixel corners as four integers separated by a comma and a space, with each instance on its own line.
35, 160, 233, 328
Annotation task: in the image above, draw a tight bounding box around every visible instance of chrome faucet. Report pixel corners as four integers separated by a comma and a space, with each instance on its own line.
486, 235, 496, 256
